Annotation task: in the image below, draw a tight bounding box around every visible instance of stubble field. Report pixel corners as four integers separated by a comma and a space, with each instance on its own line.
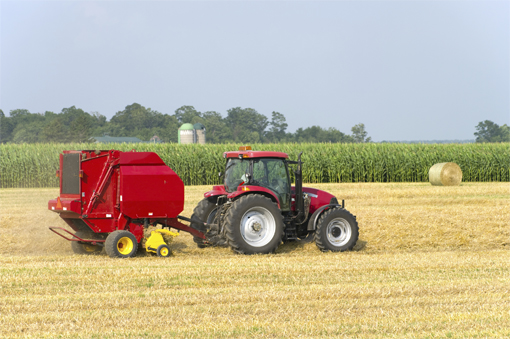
0, 183, 509, 338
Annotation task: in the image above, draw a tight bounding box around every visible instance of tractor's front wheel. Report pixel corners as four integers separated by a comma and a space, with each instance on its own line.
105, 230, 138, 258
315, 208, 358, 252
71, 232, 102, 255
224, 195, 283, 254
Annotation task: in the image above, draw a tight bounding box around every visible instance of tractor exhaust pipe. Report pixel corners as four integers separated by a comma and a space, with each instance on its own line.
294, 151, 305, 223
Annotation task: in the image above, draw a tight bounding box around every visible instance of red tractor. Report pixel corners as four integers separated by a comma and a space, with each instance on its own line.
190, 146, 359, 254
48, 147, 358, 257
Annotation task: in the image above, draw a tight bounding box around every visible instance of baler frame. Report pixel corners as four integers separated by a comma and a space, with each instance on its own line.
49, 149, 208, 258
49, 227, 106, 246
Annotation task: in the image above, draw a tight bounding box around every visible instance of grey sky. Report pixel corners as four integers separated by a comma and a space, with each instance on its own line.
1, 0, 508, 141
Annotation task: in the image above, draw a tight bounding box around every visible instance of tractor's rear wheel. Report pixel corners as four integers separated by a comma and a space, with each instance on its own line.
105, 230, 138, 258
191, 198, 218, 248
71, 232, 103, 255
224, 194, 283, 254
315, 208, 358, 252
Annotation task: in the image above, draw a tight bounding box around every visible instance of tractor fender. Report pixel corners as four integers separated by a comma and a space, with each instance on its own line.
307, 204, 341, 231
204, 185, 227, 199
228, 189, 281, 209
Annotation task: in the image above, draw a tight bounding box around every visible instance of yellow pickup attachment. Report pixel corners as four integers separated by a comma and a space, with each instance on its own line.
145, 229, 179, 257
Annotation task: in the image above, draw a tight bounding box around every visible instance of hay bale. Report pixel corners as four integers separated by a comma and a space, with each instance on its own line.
429, 162, 462, 186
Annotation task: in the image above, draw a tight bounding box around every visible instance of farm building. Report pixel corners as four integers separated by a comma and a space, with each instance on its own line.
178, 123, 206, 144
194, 123, 206, 144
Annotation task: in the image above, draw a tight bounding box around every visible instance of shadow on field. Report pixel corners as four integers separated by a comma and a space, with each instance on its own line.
353, 240, 367, 251
277, 238, 367, 254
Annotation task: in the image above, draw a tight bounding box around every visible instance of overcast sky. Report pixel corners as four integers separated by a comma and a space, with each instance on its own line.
1, 0, 508, 141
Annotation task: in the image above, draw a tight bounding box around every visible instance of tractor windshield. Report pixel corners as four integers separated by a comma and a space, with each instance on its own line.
224, 158, 250, 193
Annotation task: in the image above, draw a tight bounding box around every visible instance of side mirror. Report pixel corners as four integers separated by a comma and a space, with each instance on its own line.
219, 172, 223, 178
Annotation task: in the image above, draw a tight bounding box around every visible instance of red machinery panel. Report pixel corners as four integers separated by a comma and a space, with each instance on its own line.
120, 165, 184, 219
81, 154, 117, 217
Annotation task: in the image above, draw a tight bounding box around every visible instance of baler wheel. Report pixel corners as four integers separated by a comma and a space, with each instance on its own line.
314, 208, 358, 252
224, 194, 284, 254
157, 244, 170, 257
191, 198, 218, 248
105, 230, 138, 258
71, 232, 102, 255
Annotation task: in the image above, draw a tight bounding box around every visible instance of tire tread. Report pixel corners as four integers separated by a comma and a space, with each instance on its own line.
314, 208, 358, 252
224, 194, 283, 255
191, 198, 217, 248
105, 230, 138, 258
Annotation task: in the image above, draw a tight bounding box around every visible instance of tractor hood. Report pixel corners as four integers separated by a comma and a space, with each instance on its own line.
292, 186, 337, 215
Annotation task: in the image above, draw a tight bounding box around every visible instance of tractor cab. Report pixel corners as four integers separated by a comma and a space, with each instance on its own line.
223, 146, 292, 211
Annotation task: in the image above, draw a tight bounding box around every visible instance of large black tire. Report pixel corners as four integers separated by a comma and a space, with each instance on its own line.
71, 231, 103, 255
105, 230, 138, 258
315, 208, 358, 252
191, 198, 218, 248
224, 194, 284, 254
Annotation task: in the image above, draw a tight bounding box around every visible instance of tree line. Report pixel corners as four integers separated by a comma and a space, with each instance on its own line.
0, 103, 371, 144
1, 103, 507, 143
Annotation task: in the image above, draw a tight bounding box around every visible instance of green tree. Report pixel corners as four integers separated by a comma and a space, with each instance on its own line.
226, 107, 268, 143
69, 114, 92, 142
91, 111, 107, 127
292, 126, 353, 143
351, 123, 371, 143
201, 111, 230, 143
109, 103, 169, 140
475, 120, 509, 142
9, 109, 30, 118
8, 109, 46, 143
58, 106, 97, 142
41, 117, 68, 142
0, 109, 15, 143
267, 111, 288, 142
11, 121, 44, 143
499, 124, 510, 142
174, 106, 202, 124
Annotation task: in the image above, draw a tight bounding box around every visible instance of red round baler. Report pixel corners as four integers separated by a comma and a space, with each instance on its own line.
49, 150, 205, 257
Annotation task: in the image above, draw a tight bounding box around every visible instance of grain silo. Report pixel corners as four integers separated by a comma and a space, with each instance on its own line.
194, 123, 206, 144
178, 123, 195, 144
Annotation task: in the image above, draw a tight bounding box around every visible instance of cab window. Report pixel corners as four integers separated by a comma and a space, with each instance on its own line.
224, 158, 250, 192
252, 159, 290, 210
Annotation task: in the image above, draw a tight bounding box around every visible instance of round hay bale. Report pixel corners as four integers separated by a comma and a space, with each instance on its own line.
429, 162, 462, 186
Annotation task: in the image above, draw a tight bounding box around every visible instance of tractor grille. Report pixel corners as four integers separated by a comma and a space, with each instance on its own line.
62, 153, 80, 194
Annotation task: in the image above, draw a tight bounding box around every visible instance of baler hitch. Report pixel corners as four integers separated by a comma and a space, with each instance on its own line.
177, 215, 213, 232
178, 215, 223, 245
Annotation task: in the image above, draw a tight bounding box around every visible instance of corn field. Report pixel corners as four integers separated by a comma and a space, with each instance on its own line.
0, 143, 508, 188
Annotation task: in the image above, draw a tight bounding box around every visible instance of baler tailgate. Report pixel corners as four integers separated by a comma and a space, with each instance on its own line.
61, 153, 81, 195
